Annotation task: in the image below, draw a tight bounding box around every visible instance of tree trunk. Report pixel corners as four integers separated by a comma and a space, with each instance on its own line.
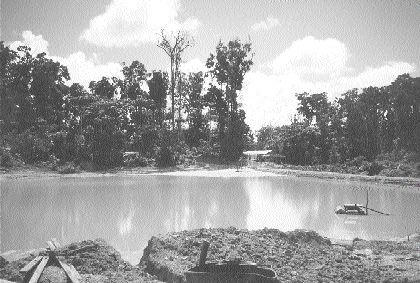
170, 57, 175, 131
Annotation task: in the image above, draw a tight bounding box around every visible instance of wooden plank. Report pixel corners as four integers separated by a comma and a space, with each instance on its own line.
46, 241, 56, 251
28, 256, 49, 283
69, 265, 82, 282
51, 238, 61, 248
59, 261, 80, 283
19, 256, 43, 274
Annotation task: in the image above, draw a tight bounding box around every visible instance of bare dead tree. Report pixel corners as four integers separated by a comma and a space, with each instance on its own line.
157, 29, 192, 131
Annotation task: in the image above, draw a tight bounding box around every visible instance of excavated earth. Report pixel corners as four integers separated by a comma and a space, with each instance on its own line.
1, 229, 419, 282
140, 228, 420, 283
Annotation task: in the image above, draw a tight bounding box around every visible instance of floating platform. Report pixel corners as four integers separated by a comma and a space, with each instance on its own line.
335, 204, 367, 215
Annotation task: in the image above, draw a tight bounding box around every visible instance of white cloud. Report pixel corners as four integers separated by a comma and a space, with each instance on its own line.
10, 30, 123, 89
241, 36, 416, 131
180, 58, 206, 73
251, 17, 280, 31
269, 36, 350, 80
80, 0, 200, 47
9, 30, 49, 56
337, 61, 416, 90
51, 52, 123, 88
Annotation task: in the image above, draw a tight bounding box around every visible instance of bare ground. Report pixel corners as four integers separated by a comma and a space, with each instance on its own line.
1, 230, 419, 283
140, 228, 420, 283
1, 163, 419, 188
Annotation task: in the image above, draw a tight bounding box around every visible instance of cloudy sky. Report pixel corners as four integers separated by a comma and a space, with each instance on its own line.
2, 0, 420, 130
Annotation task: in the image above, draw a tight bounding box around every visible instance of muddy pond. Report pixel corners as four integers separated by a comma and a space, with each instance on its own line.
1, 174, 420, 264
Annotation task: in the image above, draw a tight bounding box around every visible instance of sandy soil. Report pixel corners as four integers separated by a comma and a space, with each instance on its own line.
141, 228, 420, 282
2, 231, 419, 283
256, 163, 420, 188
1, 164, 419, 189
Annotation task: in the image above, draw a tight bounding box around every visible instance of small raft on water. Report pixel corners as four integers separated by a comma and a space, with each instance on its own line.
335, 204, 367, 215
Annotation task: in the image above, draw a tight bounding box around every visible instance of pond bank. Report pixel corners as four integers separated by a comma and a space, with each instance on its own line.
1, 163, 419, 188
1, 229, 419, 282
255, 163, 420, 188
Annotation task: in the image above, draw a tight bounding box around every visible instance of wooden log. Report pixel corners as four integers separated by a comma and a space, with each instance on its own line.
69, 265, 81, 282
365, 190, 369, 215
51, 238, 61, 248
362, 206, 390, 216
19, 256, 43, 274
59, 262, 80, 283
0, 279, 17, 283
28, 256, 49, 283
46, 241, 56, 251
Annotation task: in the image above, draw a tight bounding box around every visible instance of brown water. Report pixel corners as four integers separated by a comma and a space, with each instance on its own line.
1, 175, 419, 263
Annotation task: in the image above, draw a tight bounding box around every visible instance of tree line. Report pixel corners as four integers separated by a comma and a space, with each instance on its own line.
257, 75, 420, 176
0, 36, 253, 170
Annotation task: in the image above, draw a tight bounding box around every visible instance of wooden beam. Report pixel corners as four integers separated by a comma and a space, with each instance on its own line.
46, 241, 56, 251
51, 238, 61, 248
69, 265, 81, 282
19, 256, 43, 274
59, 261, 80, 283
28, 256, 49, 283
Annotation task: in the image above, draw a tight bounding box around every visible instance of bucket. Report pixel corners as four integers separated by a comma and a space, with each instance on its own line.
185, 241, 279, 283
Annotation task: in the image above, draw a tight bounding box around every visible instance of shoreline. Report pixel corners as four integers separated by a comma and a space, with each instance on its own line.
255, 163, 420, 188
1, 163, 419, 188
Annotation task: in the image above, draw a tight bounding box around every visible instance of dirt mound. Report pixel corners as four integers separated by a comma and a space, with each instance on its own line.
2, 232, 418, 282
140, 227, 420, 282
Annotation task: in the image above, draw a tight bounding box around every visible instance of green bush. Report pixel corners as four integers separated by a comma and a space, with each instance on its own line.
11, 131, 52, 163
57, 162, 78, 174
380, 168, 407, 177
123, 153, 149, 167
366, 162, 384, 176
0, 148, 13, 167
346, 156, 367, 167
156, 146, 176, 168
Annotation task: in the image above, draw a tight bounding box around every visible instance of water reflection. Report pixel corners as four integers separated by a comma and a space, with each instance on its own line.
245, 178, 312, 231
1, 175, 419, 264
244, 177, 420, 241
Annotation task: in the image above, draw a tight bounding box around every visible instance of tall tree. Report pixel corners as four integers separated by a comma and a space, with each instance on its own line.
389, 74, 420, 152
206, 39, 253, 161
296, 92, 332, 162
121, 60, 147, 100
184, 72, 206, 146
30, 52, 70, 125
157, 30, 192, 130
89, 77, 119, 99
2, 45, 35, 132
148, 71, 168, 127
0, 42, 18, 132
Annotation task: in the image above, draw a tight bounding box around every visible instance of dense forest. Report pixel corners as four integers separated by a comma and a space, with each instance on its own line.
1, 37, 419, 177
257, 75, 420, 177
0, 38, 253, 171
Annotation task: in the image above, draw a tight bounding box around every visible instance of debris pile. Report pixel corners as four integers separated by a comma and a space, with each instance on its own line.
140, 228, 420, 282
